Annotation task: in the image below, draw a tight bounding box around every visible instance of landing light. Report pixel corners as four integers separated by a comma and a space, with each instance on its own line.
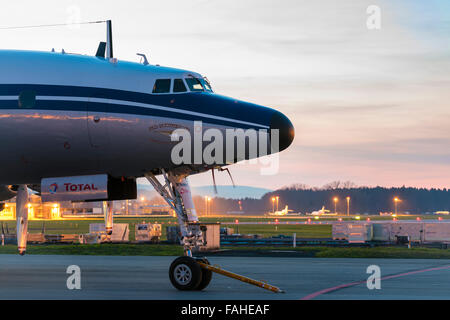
355, 216, 360, 220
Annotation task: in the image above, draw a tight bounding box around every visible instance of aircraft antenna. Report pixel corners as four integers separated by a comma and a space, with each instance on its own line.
211, 168, 218, 194
219, 167, 236, 188
106, 20, 113, 58
0, 20, 107, 30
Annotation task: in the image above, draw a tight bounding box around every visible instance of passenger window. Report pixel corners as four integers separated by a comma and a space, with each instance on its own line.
152, 79, 171, 93
18, 91, 36, 108
173, 79, 187, 93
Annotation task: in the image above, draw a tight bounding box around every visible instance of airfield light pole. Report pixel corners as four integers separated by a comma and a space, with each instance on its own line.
333, 197, 339, 214
394, 197, 400, 215
271, 197, 276, 213
346, 197, 350, 216
208, 197, 212, 216
276, 196, 280, 212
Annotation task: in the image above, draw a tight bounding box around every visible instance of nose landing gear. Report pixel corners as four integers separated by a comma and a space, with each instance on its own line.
194, 257, 213, 291
169, 256, 213, 291
147, 169, 282, 293
146, 170, 210, 290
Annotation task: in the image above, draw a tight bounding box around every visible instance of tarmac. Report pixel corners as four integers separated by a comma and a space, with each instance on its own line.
0, 255, 449, 299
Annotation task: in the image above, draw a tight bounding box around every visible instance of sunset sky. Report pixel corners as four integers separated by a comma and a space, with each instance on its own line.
1, 0, 449, 190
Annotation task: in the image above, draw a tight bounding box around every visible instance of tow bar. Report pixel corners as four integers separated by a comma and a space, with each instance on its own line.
197, 261, 285, 293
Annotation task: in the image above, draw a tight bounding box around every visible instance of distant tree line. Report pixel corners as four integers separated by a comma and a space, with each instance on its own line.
193, 181, 450, 215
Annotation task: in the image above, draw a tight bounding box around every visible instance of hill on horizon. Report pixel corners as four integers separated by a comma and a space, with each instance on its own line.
137, 184, 272, 200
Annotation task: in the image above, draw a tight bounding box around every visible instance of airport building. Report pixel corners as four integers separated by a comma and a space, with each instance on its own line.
0, 195, 174, 220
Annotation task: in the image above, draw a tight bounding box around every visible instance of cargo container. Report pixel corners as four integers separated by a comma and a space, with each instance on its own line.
135, 223, 162, 242
89, 223, 129, 242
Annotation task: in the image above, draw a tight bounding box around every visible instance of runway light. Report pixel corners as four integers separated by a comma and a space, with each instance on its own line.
355, 216, 360, 220
235, 219, 239, 224
416, 217, 421, 221
307, 218, 311, 223
438, 217, 443, 221
366, 218, 371, 222
314, 216, 319, 220
393, 217, 397, 221
338, 218, 343, 222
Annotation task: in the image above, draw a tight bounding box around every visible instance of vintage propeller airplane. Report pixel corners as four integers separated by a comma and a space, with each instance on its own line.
0, 20, 294, 290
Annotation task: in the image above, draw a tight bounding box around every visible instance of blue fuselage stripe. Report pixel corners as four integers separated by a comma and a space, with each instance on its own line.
0, 84, 274, 129
0, 100, 262, 130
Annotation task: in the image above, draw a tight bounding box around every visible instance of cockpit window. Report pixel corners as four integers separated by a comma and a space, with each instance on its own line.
173, 79, 187, 93
185, 78, 204, 92
152, 79, 171, 93
184, 77, 214, 92
199, 78, 213, 92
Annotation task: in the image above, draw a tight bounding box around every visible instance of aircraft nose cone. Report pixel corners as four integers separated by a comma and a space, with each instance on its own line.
270, 111, 295, 152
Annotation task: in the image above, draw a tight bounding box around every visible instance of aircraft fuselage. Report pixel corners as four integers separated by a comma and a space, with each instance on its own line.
0, 50, 294, 185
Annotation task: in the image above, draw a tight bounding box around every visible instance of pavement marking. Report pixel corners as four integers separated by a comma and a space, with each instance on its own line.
300, 264, 450, 300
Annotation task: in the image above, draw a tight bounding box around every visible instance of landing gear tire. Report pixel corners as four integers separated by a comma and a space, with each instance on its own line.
195, 258, 213, 291
169, 256, 203, 291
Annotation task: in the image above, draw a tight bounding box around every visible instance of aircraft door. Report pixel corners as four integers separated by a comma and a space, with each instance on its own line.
87, 98, 110, 167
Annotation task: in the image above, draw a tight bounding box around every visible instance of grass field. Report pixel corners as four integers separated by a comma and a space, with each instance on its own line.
0, 244, 183, 256
0, 217, 333, 240
1, 244, 450, 259
226, 246, 450, 259
1, 214, 448, 241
